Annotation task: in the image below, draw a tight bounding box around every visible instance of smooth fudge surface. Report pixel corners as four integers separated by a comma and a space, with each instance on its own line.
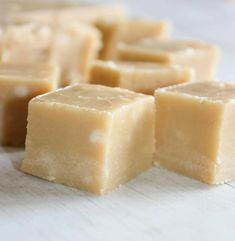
0, 63, 58, 146
154, 82, 235, 184
90, 60, 194, 94
118, 39, 219, 80
21, 84, 155, 194
97, 19, 169, 60
0, 21, 101, 86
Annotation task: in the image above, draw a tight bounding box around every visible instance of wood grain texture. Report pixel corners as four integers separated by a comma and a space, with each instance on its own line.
1, 0, 235, 240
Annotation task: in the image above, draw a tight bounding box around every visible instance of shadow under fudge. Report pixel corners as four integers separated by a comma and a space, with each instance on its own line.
2, 95, 32, 147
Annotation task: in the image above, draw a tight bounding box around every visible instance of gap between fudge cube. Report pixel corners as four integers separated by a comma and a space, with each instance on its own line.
96, 19, 169, 60
21, 84, 155, 195
89, 60, 194, 95
154, 81, 235, 184
0, 63, 59, 147
117, 39, 220, 80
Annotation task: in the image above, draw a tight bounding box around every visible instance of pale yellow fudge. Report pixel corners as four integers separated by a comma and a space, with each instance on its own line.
118, 39, 219, 80
0, 21, 101, 86
90, 60, 194, 95
21, 84, 155, 194
154, 81, 235, 184
97, 19, 169, 60
0, 63, 59, 146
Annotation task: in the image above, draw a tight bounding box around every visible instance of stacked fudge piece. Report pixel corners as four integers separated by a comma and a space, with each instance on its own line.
0, 1, 235, 195
0, 63, 59, 146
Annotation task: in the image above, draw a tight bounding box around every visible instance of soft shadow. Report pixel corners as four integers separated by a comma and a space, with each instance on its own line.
111, 166, 222, 204
2, 96, 30, 146
1, 146, 24, 170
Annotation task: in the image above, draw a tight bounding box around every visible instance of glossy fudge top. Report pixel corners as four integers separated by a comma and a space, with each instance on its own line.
0, 63, 58, 82
158, 82, 235, 102
34, 84, 152, 112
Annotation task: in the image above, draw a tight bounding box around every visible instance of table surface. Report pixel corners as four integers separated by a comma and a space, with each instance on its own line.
1, 0, 235, 241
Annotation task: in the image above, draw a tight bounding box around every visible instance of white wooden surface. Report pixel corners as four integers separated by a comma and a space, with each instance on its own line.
1, 0, 235, 240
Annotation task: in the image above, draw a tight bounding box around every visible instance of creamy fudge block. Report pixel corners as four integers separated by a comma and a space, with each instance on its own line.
0, 22, 101, 86
118, 39, 219, 80
21, 84, 154, 194
97, 19, 169, 60
0, 63, 58, 146
90, 60, 194, 95
154, 81, 235, 184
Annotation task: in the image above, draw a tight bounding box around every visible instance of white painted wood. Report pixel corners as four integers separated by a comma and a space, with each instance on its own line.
1, 0, 235, 240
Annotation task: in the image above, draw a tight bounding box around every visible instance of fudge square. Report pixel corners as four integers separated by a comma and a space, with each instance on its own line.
117, 39, 219, 80
21, 84, 155, 194
154, 81, 235, 184
90, 60, 194, 95
96, 19, 169, 60
0, 63, 58, 146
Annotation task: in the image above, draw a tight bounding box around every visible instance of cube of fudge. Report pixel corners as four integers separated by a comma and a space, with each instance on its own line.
96, 19, 169, 60
154, 81, 235, 184
118, 39, 219, 80
90, 60, 194, 95
0, 21, 101, 86
21, 84, 154, 194
0, 63, 59, 146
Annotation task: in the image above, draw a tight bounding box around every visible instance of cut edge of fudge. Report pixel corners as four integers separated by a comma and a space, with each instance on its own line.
154, 81, 235, 184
